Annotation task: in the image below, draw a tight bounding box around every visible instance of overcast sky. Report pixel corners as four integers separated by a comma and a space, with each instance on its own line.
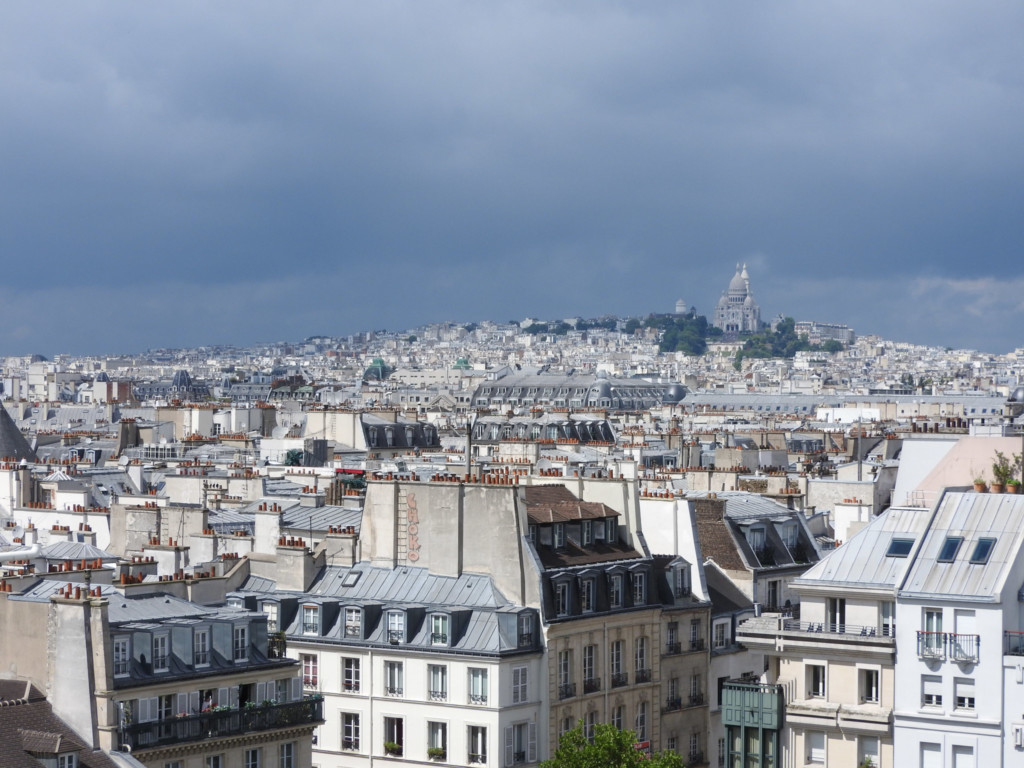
2, 1, 1023, 356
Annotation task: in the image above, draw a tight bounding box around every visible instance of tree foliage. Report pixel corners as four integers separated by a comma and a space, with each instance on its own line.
733, 317, 846, 369
540, 723, 685, 768
645, 312, 719, 355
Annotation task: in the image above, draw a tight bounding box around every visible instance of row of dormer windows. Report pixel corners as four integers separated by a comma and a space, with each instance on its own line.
112, 624, 249, 678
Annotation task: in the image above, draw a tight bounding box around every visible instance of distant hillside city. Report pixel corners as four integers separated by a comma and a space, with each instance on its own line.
2, 264, 1024, 768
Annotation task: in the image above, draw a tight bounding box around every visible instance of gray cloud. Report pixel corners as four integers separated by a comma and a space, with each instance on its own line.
1, 1, 1023, 354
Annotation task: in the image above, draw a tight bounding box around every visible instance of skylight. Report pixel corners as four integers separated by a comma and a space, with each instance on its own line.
937, 536, 963, 563
885, 538, 914, 558
341, 570, 361, 588
969, 538, 996, 565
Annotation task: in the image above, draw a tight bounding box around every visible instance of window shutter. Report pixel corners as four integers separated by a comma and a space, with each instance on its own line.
177, 693, 188, 715
291, 676, 302, 701
527, 723, 537, 762
189, 691, 200, 714
504, 726, 513, 767
229, 686, 239, 708
217, 687, 229, 707
256, 682, 267, 702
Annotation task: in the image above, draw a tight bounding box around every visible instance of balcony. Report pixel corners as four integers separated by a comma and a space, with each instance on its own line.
429, 689, 447, 702
664, 641, 682, 655
513, 751, 526, 765
1006, 631, 1024, 655
518, 632, 533, 647
663, 697, 682, 713
558, 683, 577, 700
611, 672, 628, 688
387, 630, 404, 644
303, 622, 320, 635
737, 615, 895, 660
917, 631, 946, 660
688, 693, 705, 707
469, 693, 487, 705
431, 633, 448, 645
688, 750, 704, 765
343, 680, 360, 693
268, 632, 287, 659
120, 697, 324, 751
583, 677, 601, 694
689, 638, 706, 652
385, 686, 403, 697
635, 669, 652, 683
948, 633, 979, 662
342, 738, 360, 751
468, 753, 487, 764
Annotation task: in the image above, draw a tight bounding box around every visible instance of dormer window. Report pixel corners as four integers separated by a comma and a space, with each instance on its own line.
263, 602, 279, 632
609, 574, 623, 608
58, 755, 78, 768
580, 579, 595, 613
674, 566, 690, 598
605, 518, 617, 543
387, 611, 405, 644
553, 524, 565, 549
747, 527, 765, 552
555, 583, 570, 617
518, 613, 533, 647
153, 633, 169, 673
345, 607, 362, 637
113, 636, 130, 677
194, 628, 210, 667
632, 572, 647, 605
581, 520, 593, 546
233, 625, 249, 662
303, 605, 320, 635
431, 614, 449, 645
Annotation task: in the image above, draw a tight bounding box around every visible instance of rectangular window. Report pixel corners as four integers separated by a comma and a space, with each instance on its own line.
343, 657, 361, 692
583, 645, 596, 682
635, 637, 648, 673
582, 520, 593, 546
469, 725, 487, 764
922, 675, 942, 707
713, 622, 728, 649
938, 536, 964, 562
955, 678, 975, 711
429, 721, 448, 757
635, 701, 647, 741
632, 572, 646, 604
233, 625, 248, 662
263, 603, 278, 632
384, 717, 404, 754
808, 664, 825, 698
806, 731, 825, 763
429, 664, 448, 702
469, 667, 488, 704
205, 758, 223, 768
432, 614, 450, 645
344, 607, 362, 637
558, 650, 573, 695
506, 722, 536, 766
609, 575, 623, 608
666, 622, 678, 653
512, 666, 528, 704
606, 518, 617, 542
387, 612, 405, 643
555, 583, 570, 616
518, 613, 533, 646
113, 637, 130, 677
302, 605, 320, 635
610, 640, 623, 676
153, 634, 168, 673
302, 654, 318, 689
585, 711, 597, 741
690, 619, 703, 650
611, 705, 623, 730
342, 713, 360, 750
859, 736, 879, 768
244, 749, 261, 768
554, 524, 565, 548
860, 668, 879, 703
881, 601, 895, 637
580, 579, 595, 612
57, 757, 77, 768
886, 538, 914, 557
385, 661, 404, 697
970, 538, 995, 564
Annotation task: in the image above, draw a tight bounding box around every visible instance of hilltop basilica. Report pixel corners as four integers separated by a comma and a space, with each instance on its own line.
712, 263, 762, 333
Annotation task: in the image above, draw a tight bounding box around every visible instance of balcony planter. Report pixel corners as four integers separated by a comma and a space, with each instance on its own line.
384, 741, 404, 757
427, 747, 447, 761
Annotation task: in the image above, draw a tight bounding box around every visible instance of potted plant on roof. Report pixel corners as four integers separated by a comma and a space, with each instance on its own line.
973, 475, 987, 493
991, 450, 1022, 494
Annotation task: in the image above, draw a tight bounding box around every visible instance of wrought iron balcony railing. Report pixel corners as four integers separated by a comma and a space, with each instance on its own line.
120, 697, 324, 751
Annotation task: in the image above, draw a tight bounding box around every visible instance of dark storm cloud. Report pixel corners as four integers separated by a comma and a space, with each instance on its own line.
1, 1, 1022, 354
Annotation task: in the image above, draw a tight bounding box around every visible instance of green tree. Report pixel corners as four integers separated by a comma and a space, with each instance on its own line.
541, 722, 684, 768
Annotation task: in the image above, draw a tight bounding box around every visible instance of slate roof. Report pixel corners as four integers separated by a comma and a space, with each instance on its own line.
0, 680, 119, 768
0, 407, 36, 462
